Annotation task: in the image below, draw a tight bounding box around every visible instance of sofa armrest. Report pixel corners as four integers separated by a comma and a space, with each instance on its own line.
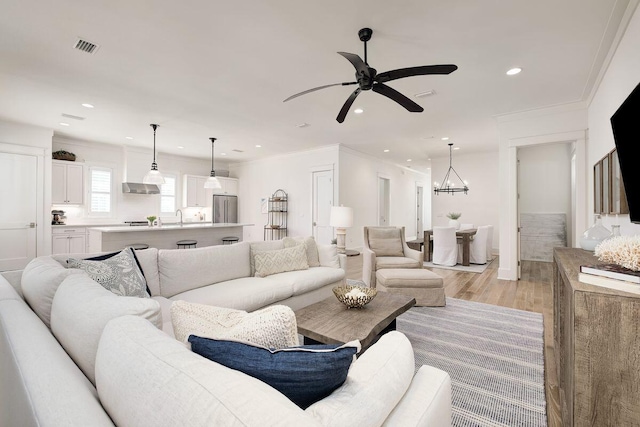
362, 247, 376, 287
382, 365, 452, 427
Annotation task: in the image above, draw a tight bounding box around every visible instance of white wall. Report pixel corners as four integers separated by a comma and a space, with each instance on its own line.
230, 146, 339, 242
338, 147, 429, 249
52, 136, 217, 224
430, 149, 499, 253
587, 2, 640, 236
0, 119, 53, 256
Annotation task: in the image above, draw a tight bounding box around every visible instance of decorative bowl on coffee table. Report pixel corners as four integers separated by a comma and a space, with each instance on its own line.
333, 285, 377, 309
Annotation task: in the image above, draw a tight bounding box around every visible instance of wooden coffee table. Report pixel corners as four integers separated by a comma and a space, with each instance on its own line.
294, 291, 416, 352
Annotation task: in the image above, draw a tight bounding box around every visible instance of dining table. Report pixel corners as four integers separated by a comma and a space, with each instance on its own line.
421, 228, 477, 266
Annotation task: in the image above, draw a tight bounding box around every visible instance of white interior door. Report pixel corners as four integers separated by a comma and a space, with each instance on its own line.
416, 185, 423, 237
312, 170, 333, 244
0, 152, 38, 270
378, 177, 390, 226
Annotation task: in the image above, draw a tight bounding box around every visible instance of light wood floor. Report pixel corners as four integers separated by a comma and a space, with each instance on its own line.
345, 255, 561, 427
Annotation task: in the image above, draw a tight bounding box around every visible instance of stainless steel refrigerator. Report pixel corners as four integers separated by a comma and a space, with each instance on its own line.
212, 195, 238, 223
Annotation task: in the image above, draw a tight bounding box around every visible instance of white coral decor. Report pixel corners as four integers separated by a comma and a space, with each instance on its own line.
594, 235, 640, 272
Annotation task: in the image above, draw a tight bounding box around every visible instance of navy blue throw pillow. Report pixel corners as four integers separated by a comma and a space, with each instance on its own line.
188, 336, 359, 409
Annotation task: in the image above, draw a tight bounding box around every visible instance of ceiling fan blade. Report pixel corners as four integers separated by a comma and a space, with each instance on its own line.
283, 82, 358, 102
336, 88, 362, 123
372, 83, 423, 112
376, 64, 458, 83
337, 52, 369, 77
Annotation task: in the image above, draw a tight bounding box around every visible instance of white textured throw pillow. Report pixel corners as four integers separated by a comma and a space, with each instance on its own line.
171, 300, 299, 348
317, 244, 341, 268
283, 236, 321, 267
249, 240, 285, 276
68, 248, 149, 298
254, 245, 309, 277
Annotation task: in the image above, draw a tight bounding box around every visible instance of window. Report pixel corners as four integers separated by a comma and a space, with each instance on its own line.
160, 174, 176, 214
89, 167, 112, 215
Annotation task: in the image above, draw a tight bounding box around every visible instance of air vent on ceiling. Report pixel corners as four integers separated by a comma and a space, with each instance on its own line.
74, 38, 99, 54
61, 113, 85, 121
232, 149, 244, 153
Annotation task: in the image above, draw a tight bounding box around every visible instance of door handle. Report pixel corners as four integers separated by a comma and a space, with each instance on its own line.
313, 222, 317, 226
28, 222, 36, 228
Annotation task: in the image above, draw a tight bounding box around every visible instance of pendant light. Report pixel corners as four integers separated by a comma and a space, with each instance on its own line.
143, 124, 165, 185
433, 143, 468, 195
204, 137, 222, 189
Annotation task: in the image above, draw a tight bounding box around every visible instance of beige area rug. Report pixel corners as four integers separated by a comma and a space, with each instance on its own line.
423, 257, 495, 274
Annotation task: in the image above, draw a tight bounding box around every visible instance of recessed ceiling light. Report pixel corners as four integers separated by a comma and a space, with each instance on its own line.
221, 153, 227, 156
428, 158, 431, 161
407, 159, 412, 162
59, 122, 70, 126
354, 108, 364, 114
125, 136, 134, 140
177, 146, 184, 149
453, 147, 460, 150
81, 103, 94, 108
414, 90, 436, 98
506, 67, 522, 76
297, 123, 310, 128
383, 149, 390, 153
441, 137, 449, 141
255, 145, 262, 148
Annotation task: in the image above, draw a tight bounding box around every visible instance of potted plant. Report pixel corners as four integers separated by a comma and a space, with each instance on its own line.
146, 215, 157, 227
446, 212, 462, 230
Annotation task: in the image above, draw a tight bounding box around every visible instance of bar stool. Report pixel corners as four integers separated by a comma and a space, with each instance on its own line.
130, 243, 149, 250
221, 236, 240, 245
177, 240, 197, 249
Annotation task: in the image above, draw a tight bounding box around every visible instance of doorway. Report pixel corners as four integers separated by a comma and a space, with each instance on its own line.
378, 176, 390, 226
312, 169, 333, 244
416, 184, 423, 237
0, 151, 39, 270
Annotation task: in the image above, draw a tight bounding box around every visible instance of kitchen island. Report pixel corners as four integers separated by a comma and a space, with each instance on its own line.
87, 223, 253, 252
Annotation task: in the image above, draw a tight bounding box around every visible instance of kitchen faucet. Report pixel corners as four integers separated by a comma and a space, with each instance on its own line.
176, 209, 183, 226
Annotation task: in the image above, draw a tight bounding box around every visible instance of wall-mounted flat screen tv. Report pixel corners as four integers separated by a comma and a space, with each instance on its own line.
610, 82, 640, 223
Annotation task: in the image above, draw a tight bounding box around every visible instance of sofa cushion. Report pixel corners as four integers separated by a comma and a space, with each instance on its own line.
368, 228, 404, 257
270, 267, 345, 295
189, 336, 359, 409
132, 248, 160, 296
158, 242, 251, 298
250, 240, 285, 276
171, 301, 299, 348
50, 274, 162, 385
376, 256, 422, 270
254, 245, 309, 278
21, 256, 84, 328
95, 316, 319, 427
306, 331, 414, 426
317, 244, 340, 268
283, 236, 321, 267
68, 248, 149, 298
169, 276, 293, 312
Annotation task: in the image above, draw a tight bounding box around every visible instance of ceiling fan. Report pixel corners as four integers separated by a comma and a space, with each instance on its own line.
283, 28, 458, 123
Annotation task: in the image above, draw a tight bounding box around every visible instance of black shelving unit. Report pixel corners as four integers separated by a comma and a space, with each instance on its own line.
264, 189, 288, 240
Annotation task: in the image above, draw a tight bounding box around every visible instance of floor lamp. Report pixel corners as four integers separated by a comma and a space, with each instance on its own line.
330, 206, 353, 254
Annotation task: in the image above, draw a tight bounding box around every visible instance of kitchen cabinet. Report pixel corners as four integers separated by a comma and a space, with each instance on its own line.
183, 175, 212, 208
213, 177, 239, 196
52, 160, 84, 205
52, 227, 87, 254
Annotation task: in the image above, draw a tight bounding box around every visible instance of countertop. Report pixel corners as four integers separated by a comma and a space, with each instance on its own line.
87, 223, 253, 233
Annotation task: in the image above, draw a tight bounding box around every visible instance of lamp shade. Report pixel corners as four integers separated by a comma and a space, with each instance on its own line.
204, 176, 222, 189
330, 206, 353, 228
143, 168, 165, 185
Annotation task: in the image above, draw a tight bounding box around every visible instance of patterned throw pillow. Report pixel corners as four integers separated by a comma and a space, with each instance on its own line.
253, 245, 309, 277
188, 336, 360, 409
283, 236, 321, 267
68, 248, 149, 298
171, 300, 299, 348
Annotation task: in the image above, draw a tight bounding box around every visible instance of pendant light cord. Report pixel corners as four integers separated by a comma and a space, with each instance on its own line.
150, 124, 159, 169
209, 137, 217, 177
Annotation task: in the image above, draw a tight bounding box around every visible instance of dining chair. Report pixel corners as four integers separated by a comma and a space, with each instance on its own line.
485, 225, 494, 261
458, 225, 490, 264
432, 226, 458, 266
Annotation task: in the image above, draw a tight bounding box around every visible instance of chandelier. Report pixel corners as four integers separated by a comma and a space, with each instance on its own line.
433, 143, 468, 195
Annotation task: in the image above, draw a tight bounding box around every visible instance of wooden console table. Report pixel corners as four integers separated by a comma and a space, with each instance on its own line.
553, 248, 640, 426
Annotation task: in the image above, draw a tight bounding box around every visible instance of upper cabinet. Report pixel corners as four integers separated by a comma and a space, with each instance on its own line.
52, 160, 84, 205
183, 175, 210, 208
213, 177, 238, 196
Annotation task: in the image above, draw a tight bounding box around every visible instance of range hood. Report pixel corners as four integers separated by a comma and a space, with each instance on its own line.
122, 182, 160, 194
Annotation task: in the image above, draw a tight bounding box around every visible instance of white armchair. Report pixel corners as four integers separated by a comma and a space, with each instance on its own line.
432, 227, 458, 267
362, 226, 423, 287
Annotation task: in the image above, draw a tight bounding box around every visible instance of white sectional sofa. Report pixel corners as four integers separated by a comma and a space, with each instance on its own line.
0, 239, 452, 427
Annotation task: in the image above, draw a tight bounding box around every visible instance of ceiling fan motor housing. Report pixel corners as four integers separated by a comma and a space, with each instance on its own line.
358, 67, 377, 90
